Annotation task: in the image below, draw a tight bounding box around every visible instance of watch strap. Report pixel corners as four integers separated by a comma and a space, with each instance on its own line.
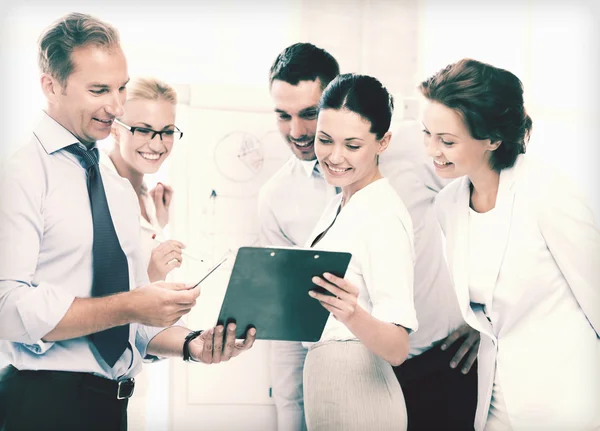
183, 330, 204, 362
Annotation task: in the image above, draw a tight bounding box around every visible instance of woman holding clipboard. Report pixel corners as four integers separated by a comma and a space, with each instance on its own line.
304, 74, 417, 431
102, 77, 186, 430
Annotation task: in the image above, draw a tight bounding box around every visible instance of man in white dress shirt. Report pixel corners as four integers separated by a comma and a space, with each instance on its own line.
0, 13, 254, 430
259, 42, 479, 431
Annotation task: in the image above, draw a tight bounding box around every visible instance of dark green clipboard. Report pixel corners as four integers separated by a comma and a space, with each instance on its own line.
216, 246, 352, 342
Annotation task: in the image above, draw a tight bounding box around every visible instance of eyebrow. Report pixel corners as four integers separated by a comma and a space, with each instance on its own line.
274, 106, 318, 116
89, 78, 130, 89
318, 131, 363, 142
132, 122, 176, 130
299, 106, 318, 115
421, 122, 459, 138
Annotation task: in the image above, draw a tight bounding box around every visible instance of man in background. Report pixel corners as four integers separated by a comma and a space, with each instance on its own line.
259, 42, 479, 431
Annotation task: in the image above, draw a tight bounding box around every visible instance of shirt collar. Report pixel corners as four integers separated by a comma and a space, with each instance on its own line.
99, 149, 149, 195
34, 110, 93, 154
299, 158, 319, 178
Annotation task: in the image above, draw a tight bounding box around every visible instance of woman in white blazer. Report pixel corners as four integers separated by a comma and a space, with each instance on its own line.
419, 58, 600, 430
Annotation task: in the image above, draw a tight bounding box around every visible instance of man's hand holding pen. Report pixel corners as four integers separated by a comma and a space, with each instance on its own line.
128, 281, 200, 327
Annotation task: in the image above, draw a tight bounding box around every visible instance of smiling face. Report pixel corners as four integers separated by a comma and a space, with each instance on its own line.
112, 98, 176, 175
422, 101, 499, 180
270, 78, 323, 161
42, 44, 128, 145
315, 108, 390, 198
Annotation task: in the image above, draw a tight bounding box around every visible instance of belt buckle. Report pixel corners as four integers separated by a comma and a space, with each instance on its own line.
116, 378, 135, 400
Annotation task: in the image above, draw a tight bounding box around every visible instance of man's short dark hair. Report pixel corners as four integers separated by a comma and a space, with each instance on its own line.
269, 43, 340, 90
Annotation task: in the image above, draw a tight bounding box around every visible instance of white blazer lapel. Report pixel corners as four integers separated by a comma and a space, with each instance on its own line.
451, 180, 493, 340
485, 158, 522, 307
450, 176, 472, 316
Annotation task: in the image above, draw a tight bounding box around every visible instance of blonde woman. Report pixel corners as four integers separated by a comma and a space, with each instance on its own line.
103, 77, 185, 429
105, 77, 185, 282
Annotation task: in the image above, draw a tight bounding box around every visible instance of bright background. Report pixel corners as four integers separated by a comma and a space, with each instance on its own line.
1, 1, 598, 430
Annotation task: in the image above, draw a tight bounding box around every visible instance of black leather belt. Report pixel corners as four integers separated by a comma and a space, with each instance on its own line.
17, 367, 135, 400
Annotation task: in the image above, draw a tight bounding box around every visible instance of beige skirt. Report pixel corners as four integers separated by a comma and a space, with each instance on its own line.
303, 340, 407, 431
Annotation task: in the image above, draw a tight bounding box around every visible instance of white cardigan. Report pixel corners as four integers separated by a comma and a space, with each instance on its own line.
435, 154, 600, 430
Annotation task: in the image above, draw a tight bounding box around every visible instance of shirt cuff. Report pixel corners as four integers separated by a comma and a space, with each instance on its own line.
16, 281, 75, 346
136, 318, 186, 362
372, 305, 418, 335
21, 340, 56, 355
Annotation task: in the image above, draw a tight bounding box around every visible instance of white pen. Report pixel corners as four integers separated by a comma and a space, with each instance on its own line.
151, 234, 203, 262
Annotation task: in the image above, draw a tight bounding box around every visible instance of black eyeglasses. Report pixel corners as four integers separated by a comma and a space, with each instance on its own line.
114, 119, 183, 142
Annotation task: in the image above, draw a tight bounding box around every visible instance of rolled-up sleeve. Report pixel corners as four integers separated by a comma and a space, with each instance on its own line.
364, 210, 418, 333
0, 162, 74, 349
135, 324, 165, 361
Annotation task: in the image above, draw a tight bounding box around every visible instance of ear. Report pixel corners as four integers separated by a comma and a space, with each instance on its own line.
377, 131, 392, 154
488, 140, 502, 151
40, 73, 62, 105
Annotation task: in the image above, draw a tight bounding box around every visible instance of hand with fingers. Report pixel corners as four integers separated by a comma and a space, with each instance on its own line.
188, 323, 257, 364
309, 272, 361, 325
128, 281, 200, 327
147, 239, 186, 282
149, 182, 173, 229
440, 323, 480, 374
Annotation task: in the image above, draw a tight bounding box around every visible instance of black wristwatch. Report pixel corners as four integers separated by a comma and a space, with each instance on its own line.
183, 330, 204, 362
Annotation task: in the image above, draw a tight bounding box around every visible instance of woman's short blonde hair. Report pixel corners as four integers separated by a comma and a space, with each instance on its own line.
127, 77, 178, 104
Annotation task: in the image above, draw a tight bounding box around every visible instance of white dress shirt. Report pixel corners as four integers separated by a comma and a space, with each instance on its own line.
0, 111, 166, 380
258, 156, 338, 247
306, 178, 419, 340
100, 151, 163, 268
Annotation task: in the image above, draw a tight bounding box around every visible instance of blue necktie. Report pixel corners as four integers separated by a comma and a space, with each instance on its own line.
64, 144, 130, 367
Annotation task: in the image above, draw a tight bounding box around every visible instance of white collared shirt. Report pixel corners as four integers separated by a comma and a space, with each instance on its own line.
100, 151, 163, 270
0, 111, 166, 379
306, 178, 418, 341
258, 156, 339, 248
